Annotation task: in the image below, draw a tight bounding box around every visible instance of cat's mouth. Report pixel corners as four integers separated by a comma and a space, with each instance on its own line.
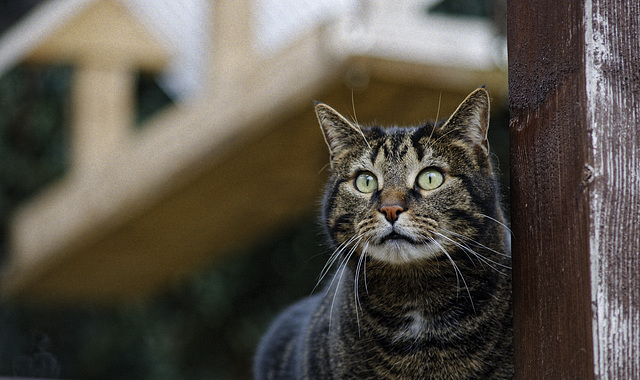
380, 232, 416, 244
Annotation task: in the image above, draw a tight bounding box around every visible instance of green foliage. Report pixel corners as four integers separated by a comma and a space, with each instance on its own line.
0, 65, 71, 251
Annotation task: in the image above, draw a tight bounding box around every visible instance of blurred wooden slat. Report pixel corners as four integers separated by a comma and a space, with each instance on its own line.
26, 0, 170, 70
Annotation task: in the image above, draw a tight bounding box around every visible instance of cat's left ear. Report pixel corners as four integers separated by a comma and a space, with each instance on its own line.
440, 87, 490, 154
315, 103, 369, 161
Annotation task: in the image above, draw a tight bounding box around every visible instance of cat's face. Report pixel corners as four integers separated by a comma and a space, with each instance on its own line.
316, 88, 499, 265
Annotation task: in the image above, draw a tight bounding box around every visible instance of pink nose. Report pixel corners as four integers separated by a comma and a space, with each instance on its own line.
379, 205, 404, 223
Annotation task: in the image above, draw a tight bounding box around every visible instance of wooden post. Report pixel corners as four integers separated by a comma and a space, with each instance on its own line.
71, 63, 135, 174
508, 1, 640, 378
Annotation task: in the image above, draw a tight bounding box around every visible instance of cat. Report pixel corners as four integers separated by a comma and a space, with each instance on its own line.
254, 88, 513, 379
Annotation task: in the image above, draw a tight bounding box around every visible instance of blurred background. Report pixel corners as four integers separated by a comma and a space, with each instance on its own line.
0, 0, 507, 378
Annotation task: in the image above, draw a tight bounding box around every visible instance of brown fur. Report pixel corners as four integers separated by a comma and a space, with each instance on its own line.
255, 88, 513, 379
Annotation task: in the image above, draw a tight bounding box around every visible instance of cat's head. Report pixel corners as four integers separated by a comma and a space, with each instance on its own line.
316, 88, 502, 265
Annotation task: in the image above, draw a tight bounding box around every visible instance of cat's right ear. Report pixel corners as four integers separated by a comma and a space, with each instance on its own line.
315, 103, 369, 161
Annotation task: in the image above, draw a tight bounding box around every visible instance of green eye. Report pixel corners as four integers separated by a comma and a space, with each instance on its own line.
416, 168, 444, 190
354, 172, 378, 193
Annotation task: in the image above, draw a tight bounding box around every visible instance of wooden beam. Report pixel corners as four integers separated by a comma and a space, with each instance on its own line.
1, 26, 342, 304
0, 0, 509, 304
26, 0, 170, 70
71, 65, 134, 174
508, 1, 640, 378
1, 71, 474, 304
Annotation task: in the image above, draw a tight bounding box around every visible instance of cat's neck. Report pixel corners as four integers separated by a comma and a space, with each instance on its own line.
346, 250, 504, 319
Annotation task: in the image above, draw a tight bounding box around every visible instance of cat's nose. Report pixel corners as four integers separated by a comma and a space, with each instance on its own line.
379, 205, 404, 223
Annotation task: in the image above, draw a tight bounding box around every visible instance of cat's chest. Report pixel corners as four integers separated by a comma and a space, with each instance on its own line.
395, 310, 429, 340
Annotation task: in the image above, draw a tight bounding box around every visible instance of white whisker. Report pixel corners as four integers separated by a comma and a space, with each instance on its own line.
354, 247, 368, 337
439, 227, 512, 261
329, 236, 362, 328
435, 92, 442, 124
434, 230, 511, 275
361, 240, 370, 295
478, 213, 514, 237
425, 92, 442, 149
314, 234, 363, 294
424, 235, 475, 313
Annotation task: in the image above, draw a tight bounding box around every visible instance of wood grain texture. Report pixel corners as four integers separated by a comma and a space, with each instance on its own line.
585, 1, 640, 378
510, 0, 640, 378
508, 0, 594, 378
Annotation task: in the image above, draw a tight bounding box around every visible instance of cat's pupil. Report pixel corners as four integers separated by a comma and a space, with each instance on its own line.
417, 168, 444, 190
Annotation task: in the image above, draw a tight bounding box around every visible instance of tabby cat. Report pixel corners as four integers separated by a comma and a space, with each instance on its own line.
254, 88, 513, 379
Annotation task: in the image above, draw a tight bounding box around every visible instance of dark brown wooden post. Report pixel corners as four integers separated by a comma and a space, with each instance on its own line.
508, 1, 640, 378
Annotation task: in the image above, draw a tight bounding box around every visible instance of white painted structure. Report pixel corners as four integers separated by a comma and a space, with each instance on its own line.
0, 0, 507, 303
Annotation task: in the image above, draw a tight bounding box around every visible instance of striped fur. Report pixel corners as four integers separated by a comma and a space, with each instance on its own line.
254, 88, 513, 379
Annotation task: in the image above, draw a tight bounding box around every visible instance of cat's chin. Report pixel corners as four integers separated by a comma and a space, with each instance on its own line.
364, 240, 442, 265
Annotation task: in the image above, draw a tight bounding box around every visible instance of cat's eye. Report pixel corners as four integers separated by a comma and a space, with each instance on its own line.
354, 172, 378, 193
416, 168, 444, 190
